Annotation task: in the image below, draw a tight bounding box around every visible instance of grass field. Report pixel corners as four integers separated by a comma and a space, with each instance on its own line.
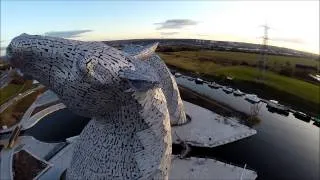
0, 80, 33, 105
0, 91, 39, 127
0, 84, 24, 105
214, 66, 319, 104
159, 53, 222, 75
159, 50, 319, 69
159, 51, 320, 105
0, 87, 45, 127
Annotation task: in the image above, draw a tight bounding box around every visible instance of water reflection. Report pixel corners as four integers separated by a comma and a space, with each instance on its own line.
24, 108, 90, 143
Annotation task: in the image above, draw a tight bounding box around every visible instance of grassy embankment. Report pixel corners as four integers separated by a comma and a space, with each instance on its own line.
214, 66, 319, 104
0, 80, 34, 105
0, 87, 45, 127
0, 73, 41, 127
159, 51, 320, 115
159, 50, 319, 74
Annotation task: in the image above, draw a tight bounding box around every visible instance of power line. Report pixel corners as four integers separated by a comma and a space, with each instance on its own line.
257, 24, 270, 80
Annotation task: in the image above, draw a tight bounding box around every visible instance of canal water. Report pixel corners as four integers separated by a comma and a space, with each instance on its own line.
175, 76, 319, 180
24, 108, 90, 142
24, 75, 319, 180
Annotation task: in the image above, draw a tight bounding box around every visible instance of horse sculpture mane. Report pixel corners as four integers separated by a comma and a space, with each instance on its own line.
5, 34, 187, 179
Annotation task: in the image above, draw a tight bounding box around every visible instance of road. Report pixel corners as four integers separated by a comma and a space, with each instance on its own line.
0, 148, 13, 180
0, 70, 12, 88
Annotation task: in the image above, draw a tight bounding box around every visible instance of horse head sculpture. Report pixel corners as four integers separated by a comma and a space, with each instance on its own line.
5, 33, 187, 179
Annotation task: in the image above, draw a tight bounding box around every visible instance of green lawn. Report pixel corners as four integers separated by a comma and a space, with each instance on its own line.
159, 53, 221, 74
0, 90, 41, 127
0, 84, 24, 105
214, 66, 319, 104
159, 50, 319, 71
0, 80, 33, 105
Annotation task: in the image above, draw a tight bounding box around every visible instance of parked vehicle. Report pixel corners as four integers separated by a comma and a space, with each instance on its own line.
187, 77, 194, 81
313, 117, 320, 127
245, 94, 260, 103
233, 89, 245, 96
195, 78, 204, 84
174, 72, 182, 78
222, 86, 233, 94
208, 82, 221, 89
266, 100, 289, 116
226, 76, 233, 81
293, 111, 311, 122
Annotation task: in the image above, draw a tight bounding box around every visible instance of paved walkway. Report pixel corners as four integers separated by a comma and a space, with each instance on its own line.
38, 139, 257, 180
173, 101, 257, 147
22, 103, 66, 130
0, 70, 12, 88
0, 148, 14, 180
170, 156, 257, 180
38, 143, 75, 180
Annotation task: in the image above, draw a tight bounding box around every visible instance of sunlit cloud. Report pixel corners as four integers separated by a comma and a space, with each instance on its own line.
44, 30, 93, 38
155, 19, 198, 30
160, 32, 179, 36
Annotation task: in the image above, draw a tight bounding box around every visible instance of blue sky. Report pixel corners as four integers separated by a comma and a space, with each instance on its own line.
1, 1, 319, 54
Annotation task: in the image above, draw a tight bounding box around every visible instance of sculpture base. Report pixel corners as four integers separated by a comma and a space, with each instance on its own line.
170, 156, 257, 180
172, 101, 257, 147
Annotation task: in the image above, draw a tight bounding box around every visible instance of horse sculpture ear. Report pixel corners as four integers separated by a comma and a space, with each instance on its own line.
119, 59, 160, 92
122, 42, 159, 60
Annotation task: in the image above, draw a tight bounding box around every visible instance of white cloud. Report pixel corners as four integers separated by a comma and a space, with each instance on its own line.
155, 19, 198, 30
44, 30, 93, 38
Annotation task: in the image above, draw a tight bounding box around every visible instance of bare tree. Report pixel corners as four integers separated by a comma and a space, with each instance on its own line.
249, 103, 262, 120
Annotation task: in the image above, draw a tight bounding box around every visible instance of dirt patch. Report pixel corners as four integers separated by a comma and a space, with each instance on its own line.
13, 150, 48, 180
0, 87, 46, 128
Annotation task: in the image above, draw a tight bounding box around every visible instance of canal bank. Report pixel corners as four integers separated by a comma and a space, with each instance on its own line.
169, 65, 319, 117
174, 75, 319, 180
178, 86, 256, 127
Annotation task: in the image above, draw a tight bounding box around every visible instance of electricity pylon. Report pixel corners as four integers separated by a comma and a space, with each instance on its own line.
258, 24, 270, 80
